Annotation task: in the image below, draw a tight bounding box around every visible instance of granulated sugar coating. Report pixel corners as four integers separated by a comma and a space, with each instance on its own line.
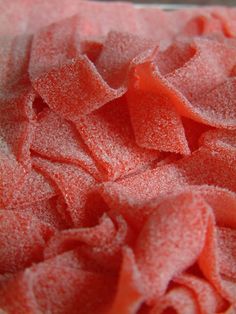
0, 1, 236, 313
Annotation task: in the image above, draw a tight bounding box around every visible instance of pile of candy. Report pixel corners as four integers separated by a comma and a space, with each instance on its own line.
0, 1, 236, 313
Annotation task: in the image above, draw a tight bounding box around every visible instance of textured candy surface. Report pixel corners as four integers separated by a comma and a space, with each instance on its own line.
1, 2, 236, 313
76, 96, 159, 180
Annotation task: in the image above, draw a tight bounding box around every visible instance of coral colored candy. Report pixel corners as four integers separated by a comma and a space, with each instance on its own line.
109, 247, 144, 314
135, 192, 209, 302
217, 227, 236, 281
164, 38, 236, 128
182, 117, 212, 152
9, 168, 56, 210
150, 287, 199, 314
175, 273, 227, 314
1, 2, 236, 312
32, 54, 124, 121
10, 197, 68, 230
31, 108, 100, 178
44, 214, 116, 259
29, 15, 81, 80
198, 217, 236, 304
76, 97, 159, 181
96, 31, 156, 89
127, 61, 190, 155
33, 156, 103, 227
0, 210, 54, 274
101, 146, 236, 232
0, 89, 35, 207
100, 163, 184, 231
195, 186, 236, 229
77, 215, 134, 272
200, 129, 236, 153
0, 251, 116, 314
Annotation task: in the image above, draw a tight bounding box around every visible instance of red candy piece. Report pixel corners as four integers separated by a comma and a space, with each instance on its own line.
151, 286, 199, 314
200, 128, 236, 153
0, 251, 116, 314
198, 217, 236, 304
163, 38, 236, 128
135, 192, 209, 302
100, 163, 184, 231
32, 54, 124, 121
76, 96, 159, 180
182, 117, 212, 152
44, 214, 116, 259
11, 197, 68, 230
29, 15, 81, 80
31, 108, 100, 179
1, 2, 236, 312
96, 31, 155, 89
9, 167, 56, 209
101, 146, 236, 230
33, 156, 103, 227
195, 186, 236, 229
217, 227, 236, 281
0, 210, 54, 274
109, 247, 144, 314
76, 215, 134, 272
127, 60, 190, 155
175, 273, 227, 314
0, 89, 35, 207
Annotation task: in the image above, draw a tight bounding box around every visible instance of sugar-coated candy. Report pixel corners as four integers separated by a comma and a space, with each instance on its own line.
127, 60, 190, 154
0, 210, 54, 274
76, 96, 159, 180
135, 192, 209, 302
0, 251, 117, 314
31, 108, 100, 178
33, 156, 103, 227
1, 2, 236, 313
